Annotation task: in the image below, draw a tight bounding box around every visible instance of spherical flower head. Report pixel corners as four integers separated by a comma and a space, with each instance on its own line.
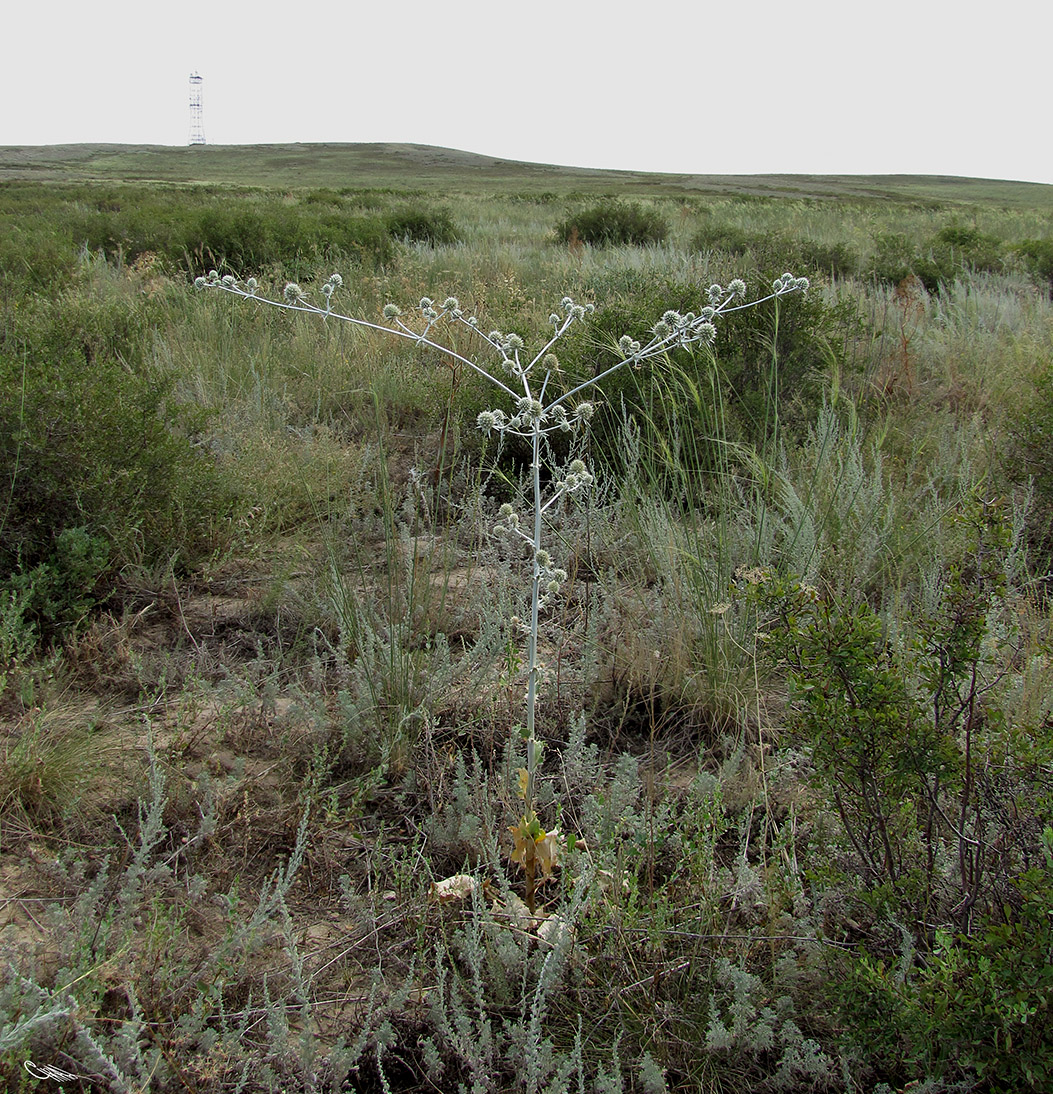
503, 333, 525, 352
498, 503, 516, 519
516, 396, 545, 423
728, 278, 746, 297
618, 334, 636, 356
245, 277, 258, 294
695, 321, 717, 344
549, 313, 562, 327
652, 319, 671, 338
488, 330, 503, 344
568, 458, 587, 476
535, 549, 552, 570
795, 276, 810, 292
382, 303, 402, 319
328, 273, 343, 288
699, 306, 715, 321
543, 353, 559, 371
546, 580, 562, 596
574, 401, 595, 424
207, 269, 220, 283
561, 296, 574, 311
419, 297, 433, 309
442, 296, 460, 312
479, 409, 509, 433
707, 283, 724, 305
221, 274, 236, 287
321, 282, 333, 297
570, 304, 586, 321
284, 282, 305, 303
194, 276, 207, 289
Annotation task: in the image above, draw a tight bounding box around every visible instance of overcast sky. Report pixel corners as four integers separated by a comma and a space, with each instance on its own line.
6, 0, 1051, 185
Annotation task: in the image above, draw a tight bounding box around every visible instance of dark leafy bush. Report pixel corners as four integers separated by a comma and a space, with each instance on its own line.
0, 183, 395, 280
868, 224, 1005, 291
751, 496, 1053, 933
867, 232, 919, 287
0, 292, 234, 646
180, 204, 393, 276
1005, 360, 1053, 564
384, 205, 461, 245
2, 527, 110, 647
690, 224, 860, 279
690, 222, 753, 256
1014, 237, 1053, 294
840, 862, 1053, 1092
555, 200, 669, 247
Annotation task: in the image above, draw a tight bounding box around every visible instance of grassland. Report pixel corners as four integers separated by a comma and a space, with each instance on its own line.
1, 144, 1052, 1093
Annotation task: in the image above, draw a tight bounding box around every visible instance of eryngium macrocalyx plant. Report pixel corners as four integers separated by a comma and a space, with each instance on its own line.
197, 269, 808, 908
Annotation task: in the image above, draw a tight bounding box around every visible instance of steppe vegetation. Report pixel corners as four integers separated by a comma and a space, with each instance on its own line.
1, 147, 1052, 1093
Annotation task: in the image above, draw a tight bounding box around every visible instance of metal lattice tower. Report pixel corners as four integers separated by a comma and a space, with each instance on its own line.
188, 73, 206, 145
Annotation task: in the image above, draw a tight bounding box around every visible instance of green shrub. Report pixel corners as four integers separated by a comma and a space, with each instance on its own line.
749, 496, 1040, 929
555, 200, 668, 247
2, 528, 110, 647
384, 205, 461, 245
1005, 360, 1053, 564
0, 184, 395, 279
867, 231, 920, 287
868, 224, 1005, 290
690, 224, 860, 279
0, 292, 234, 646
181, 203, 392, 276
1014, 237, 1053, 294
840, 861, 1053, 1092
689, 222, 753, 256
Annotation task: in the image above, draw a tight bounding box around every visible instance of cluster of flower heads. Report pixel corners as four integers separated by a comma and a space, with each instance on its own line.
493, 503, 576, 603
476, 398, 594, 438
195, 269, 255, 293
610, 276, 809, 364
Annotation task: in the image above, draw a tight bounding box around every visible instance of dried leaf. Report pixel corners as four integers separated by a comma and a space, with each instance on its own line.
537, 912, 575, 947
430, 874, 478, 902
496, 892, 535, 930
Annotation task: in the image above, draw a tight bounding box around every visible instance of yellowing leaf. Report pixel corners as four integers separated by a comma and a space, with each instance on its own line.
534, 828, 561, 879
516, 767, 530, 800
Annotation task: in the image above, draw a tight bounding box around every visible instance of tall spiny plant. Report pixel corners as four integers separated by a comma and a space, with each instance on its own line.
197, 269, 808, 908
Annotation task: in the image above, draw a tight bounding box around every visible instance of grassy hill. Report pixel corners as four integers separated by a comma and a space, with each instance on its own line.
3, 141, 1052, 207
